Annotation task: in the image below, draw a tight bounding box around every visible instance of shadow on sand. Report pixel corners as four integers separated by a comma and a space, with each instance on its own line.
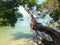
12, 32, 35, 40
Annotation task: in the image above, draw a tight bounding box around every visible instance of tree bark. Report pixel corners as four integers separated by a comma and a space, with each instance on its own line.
22, 5, 60, 45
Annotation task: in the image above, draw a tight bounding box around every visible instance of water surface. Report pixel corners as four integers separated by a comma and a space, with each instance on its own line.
0, 16, 58, 45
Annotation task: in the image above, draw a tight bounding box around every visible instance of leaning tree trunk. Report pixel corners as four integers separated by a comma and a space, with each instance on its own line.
22, 5, 60, 45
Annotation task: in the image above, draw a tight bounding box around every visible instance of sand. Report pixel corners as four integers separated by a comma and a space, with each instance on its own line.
0, 38, 37, 45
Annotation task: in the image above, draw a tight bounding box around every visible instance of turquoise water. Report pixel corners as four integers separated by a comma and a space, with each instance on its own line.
0, 17, 33, 45
0, 15, 53, 37
0, 17, 32, 36
15, 17, 31, 31
0, 16, 56, 45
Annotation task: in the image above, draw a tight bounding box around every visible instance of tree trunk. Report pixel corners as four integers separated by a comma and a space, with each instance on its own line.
22, 5, 60, 45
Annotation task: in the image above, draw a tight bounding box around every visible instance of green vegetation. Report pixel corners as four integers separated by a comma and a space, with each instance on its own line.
17, 12, 23, 18
0, 0, 60, 28
38, 0, 60, 29
0, 0, 38, 27
0, 0, 20, 27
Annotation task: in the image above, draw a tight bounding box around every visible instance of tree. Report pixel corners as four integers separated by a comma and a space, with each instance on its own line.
20, 0, 60, 45
0, 0, 23, 26
0, 0, 38, 27
38, 0, 60, 29
0, 0, 60, 45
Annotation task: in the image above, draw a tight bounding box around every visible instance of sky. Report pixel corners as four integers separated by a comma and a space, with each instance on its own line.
18, 0, 46, 17
38, 0, 46, 4
18, 6, 29, 17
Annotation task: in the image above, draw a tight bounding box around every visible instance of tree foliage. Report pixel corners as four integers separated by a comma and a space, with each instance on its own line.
0, 0, 60, 28
38, 0, 60, 29
0, 0, 60, 45
0, 0, 20, 26
0, 0, 38, 27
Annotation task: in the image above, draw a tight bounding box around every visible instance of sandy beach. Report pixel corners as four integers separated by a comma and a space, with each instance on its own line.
0, 26, 37, 45
0, 18, 38, 45
0, 32, 37, 45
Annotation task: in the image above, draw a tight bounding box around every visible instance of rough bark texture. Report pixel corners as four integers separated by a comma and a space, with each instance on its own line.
22, 5, 60, 45
33, 22, 60, 45
31, 15, 60, 45
30, 12, 60, 45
